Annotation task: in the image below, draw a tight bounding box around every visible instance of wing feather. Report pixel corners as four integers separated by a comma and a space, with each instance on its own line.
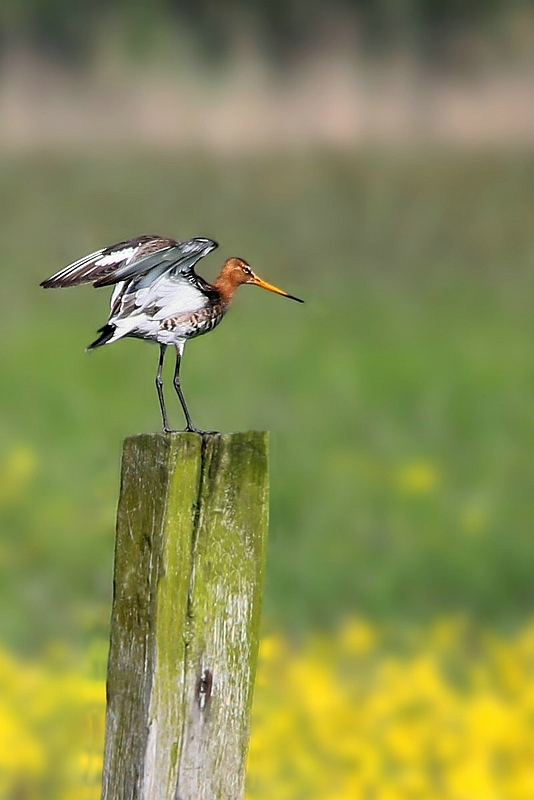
41, 236, 218, 289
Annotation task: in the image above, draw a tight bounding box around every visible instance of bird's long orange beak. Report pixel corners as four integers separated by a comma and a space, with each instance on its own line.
251, 274, 304, 303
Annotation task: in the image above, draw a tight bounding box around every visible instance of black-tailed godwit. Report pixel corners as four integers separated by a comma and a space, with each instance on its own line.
41, 235, 303, 433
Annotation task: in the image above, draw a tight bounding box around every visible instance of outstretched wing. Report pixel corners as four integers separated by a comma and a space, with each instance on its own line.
41, 236, 218, 289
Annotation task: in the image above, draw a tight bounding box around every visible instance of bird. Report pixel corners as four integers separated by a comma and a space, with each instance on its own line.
41, 235, 304, 433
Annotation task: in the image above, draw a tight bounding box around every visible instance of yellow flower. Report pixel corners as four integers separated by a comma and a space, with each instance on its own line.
0, 444, 38, 507
396, 460, 441, 495
461, 502, 489, 535
339, 618, 377, 655
1, 617, 534, 800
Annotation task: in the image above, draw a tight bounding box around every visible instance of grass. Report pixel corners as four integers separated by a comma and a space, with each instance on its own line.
1, 149, 534, 653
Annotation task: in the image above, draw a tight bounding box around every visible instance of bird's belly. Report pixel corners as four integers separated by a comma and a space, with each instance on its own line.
156, 305, 226, 344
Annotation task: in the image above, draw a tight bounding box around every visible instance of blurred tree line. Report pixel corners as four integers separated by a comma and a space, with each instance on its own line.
0, 0, 528, 68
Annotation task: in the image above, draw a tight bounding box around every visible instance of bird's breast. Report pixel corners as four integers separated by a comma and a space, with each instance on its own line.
160, 300, 227, 340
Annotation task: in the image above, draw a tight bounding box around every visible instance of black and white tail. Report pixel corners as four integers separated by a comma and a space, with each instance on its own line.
88, 324, 116, 349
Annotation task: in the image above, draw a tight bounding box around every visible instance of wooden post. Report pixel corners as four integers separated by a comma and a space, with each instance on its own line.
101, 432, 268, 800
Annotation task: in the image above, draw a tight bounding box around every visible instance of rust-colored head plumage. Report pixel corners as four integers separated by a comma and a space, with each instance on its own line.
214, 257, 304, 304
214, 258, 254, 301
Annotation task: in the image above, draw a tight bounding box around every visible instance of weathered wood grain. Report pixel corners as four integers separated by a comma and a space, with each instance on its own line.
101, 432, 268, 800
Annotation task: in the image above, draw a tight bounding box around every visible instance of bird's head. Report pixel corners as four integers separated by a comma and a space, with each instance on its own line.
217, 257, 304, 303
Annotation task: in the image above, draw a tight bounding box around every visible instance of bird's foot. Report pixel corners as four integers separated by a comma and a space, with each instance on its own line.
161, 425, 220, 436
185, 425, 220, 436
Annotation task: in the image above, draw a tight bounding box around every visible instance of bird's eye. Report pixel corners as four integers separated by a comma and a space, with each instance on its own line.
242, 266, 253, 276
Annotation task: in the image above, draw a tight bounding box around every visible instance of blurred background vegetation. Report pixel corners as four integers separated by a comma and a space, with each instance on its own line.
1, 0, 533, 66
1, 1, 534, 798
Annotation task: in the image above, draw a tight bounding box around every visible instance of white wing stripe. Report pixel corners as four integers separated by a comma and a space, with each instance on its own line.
47, 245, 138, 285
95, 247, 137, 268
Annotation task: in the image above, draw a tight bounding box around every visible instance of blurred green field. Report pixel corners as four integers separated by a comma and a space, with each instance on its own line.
1, 150, 534, 654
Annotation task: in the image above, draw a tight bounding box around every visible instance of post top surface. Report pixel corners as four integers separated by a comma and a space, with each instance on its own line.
125, 430, 268, 442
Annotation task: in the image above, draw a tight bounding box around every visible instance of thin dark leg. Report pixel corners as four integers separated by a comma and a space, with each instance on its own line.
173, 345, 198, 432
156, 344, 172, 432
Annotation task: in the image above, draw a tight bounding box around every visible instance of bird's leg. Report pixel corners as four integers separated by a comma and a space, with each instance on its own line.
156, 344, 173, 433
173, 343, 199, 433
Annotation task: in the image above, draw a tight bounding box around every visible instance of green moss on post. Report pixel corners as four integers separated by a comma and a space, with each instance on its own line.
101, 432, 269, 800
